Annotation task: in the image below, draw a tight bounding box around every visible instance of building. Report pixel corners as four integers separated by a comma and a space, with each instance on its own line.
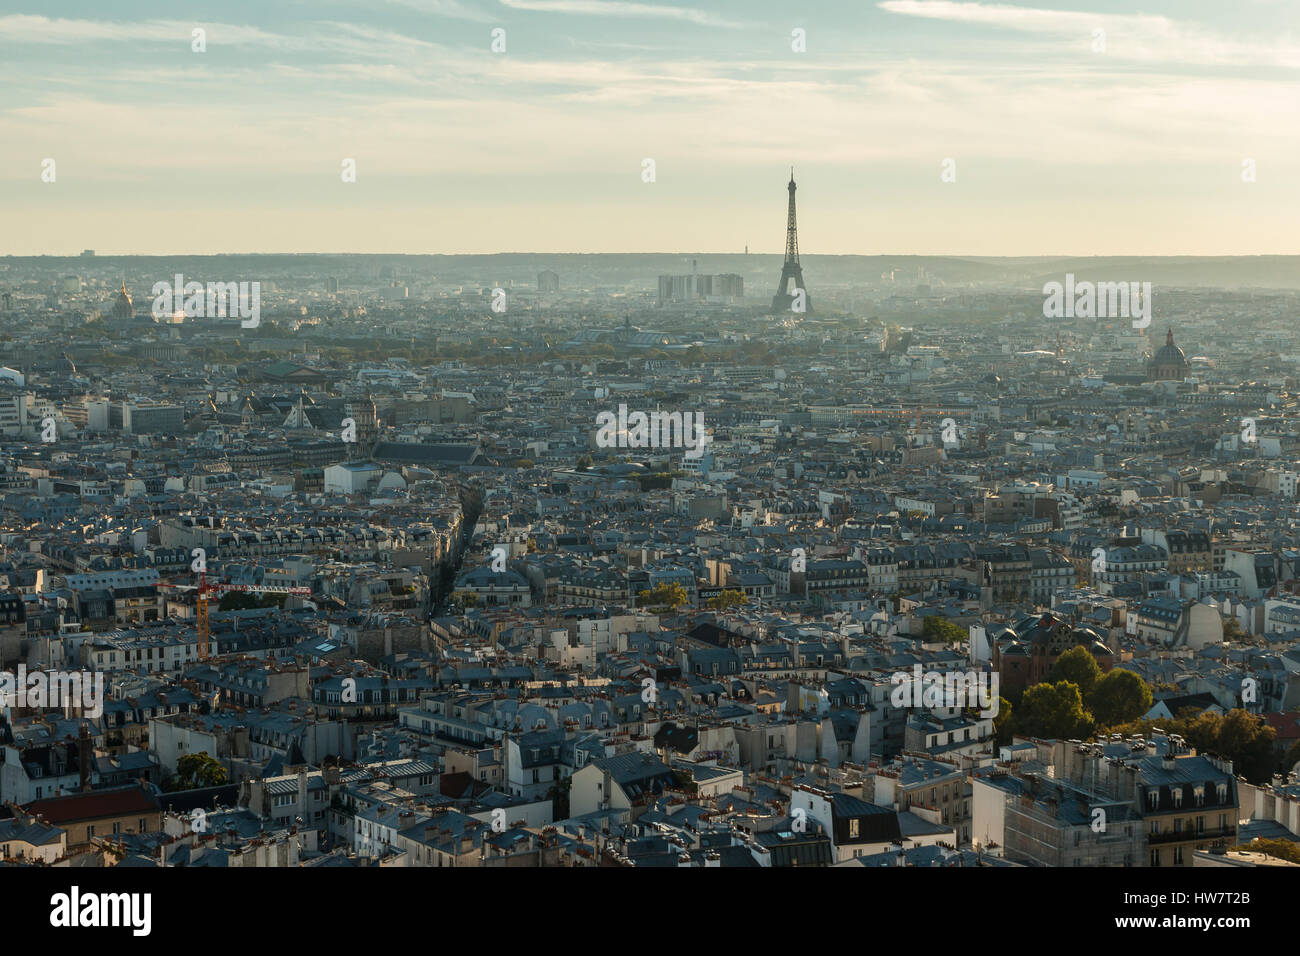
111, 280, 134, 320
537, 271, 559, 292
991, 612, 1115, 695
23, 784, 162, 851
121, 401, 184, 436
1148, 327, 1189, 382
657, 273, 743, 304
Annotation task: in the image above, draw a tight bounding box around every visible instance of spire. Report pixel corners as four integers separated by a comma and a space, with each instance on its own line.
1166, 327, 1174, 346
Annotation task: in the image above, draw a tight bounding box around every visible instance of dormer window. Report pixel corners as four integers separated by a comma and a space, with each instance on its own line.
1147, 790, 1159, 810
1194, 787, 1205, 807
1171, 789, 1182, 809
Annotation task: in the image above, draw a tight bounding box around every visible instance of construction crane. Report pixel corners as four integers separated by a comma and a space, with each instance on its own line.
159, 577, 311, 660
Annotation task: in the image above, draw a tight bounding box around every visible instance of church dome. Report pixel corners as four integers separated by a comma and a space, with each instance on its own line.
1148, 327, 1188, 381
111, 281, 133, 320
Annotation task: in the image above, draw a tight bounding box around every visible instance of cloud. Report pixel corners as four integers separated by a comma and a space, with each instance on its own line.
496, 0, 739, 28
877, 1, 1300, 68
0, 15, 282, 46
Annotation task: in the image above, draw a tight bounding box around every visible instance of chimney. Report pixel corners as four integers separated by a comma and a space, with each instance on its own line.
78, 723, 92, 792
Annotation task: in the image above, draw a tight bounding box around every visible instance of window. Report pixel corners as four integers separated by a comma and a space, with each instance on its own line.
848, 819, 859, 839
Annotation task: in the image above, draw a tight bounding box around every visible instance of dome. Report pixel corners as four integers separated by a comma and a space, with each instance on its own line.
111, 280, 133, 320
1147, 327, 1188, 381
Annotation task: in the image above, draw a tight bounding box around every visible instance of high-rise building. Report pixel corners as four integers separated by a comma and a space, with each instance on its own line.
538, 270, 559, 292
657, 273, 743, 304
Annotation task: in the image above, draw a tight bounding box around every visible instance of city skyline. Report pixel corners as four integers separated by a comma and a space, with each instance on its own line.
2, 0, 1298, 257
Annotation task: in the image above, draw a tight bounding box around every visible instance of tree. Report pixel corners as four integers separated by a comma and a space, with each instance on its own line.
921, 616, 966, 644
1088, 668, 1153, 727
1049, 646, 1103, 699
1221, 616, 1248, 643
993, 697, 1014, 746
174, 752, 227, 790
1015, 681, 1094, 740
576, 455, 592, 471
638, 582, 688, 612
1282, 739, 1300, 775
1215, 709, 1277, 782
706, 589, 748, 611
1112, 708, 1277, 783
1238, 838, 1300, 865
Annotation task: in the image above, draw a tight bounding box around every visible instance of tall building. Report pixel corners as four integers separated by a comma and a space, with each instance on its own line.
538, 270, 559, 293
771, 170, 812, 313
657, 273, 743, 304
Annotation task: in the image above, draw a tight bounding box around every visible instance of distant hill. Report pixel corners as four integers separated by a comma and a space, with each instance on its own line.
5, 253, 1298, 290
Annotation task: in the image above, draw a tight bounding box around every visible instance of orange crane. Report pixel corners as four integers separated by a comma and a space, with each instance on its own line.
159, 577, 311, 660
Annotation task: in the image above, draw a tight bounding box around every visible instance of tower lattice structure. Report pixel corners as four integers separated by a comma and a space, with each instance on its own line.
771, 169, 812, 314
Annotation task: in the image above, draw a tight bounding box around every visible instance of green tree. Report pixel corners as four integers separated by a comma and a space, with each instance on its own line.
921, 616, 966, 644
174, 752, 228, 789
1281, 739, 1300, 775
993, 697, 1014, 746
706, 589, 748, 611
638, 582, 689, 612
1237, 839, 1300, 865
1088, 668, 1153, 727
1214, 709, 1277, 782
1016, 681, 1094, 740
1048, 646, 1103, 699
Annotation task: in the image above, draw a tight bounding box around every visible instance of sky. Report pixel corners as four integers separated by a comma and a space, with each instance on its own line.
1, 0, 1298, 256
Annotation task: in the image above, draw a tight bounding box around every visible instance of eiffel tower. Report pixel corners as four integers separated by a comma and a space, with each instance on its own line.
771, 168, 812, 314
